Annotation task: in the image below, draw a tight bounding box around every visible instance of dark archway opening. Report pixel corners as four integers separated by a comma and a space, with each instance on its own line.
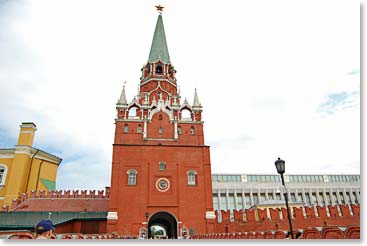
148, 211, 177, 239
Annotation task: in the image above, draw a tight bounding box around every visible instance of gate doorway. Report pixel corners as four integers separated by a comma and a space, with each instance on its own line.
148, 211, 177, 239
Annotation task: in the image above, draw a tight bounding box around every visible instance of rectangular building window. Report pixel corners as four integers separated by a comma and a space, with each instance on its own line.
297, 193, 303, 203
346, 192, 351, 204
290, 193, 296, 202
245, 193, 251, 208
228, 194, 235, 210
213, 194, 219, 211
253, 193, 259, 205
325, 192, 331, 205
352, 192, 358, 204
236, 193, 243, 210
305, 193, 311, 206
339, 192, 345, 204
220, 193, 227, 211
311, 192, 317, 205
332, 192, 338, 205
275, 193, 281, 201
260, 193, 266, 202
268, 193, 274, 200
319, 192, 325, 206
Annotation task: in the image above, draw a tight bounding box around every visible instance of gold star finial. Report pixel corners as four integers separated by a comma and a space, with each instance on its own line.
155, 5, 164, 14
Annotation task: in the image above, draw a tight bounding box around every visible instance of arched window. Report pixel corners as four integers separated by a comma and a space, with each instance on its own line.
177, 126, 182, 135
137, 124, 142, 133
127, 169, 137, 185
0, 164, 8, 186
187, 170, 197, 186
129, 106, 139, 119
181, 109, 191, 120
124, 124, 129, 133
159, 127, 163, 134
156, 65, 162, 74
190, 126, 195, 135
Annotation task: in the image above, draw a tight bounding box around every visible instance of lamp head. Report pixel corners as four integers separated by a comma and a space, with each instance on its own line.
275, 157, 285, 175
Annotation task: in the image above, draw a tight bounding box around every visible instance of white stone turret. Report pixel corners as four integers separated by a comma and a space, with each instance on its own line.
193, 88, 201, 108
117, 83, 128, 106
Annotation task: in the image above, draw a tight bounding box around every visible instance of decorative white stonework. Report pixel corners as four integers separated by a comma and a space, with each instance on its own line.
107, 211, 118, 220
156, 178, 170, 192
205, 211, 216, 219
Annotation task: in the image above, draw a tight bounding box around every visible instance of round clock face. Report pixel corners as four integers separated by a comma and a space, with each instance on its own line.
156, 178, 170, 192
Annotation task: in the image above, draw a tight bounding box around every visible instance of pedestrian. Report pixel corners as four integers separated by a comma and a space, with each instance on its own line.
35, 219, 55, 239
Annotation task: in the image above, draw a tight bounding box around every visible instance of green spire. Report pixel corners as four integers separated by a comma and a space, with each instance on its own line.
148, 14, 171, 64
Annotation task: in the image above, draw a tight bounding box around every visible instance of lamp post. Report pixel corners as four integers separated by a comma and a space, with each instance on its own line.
145, 212, 149, 239
275, 157, 294, 239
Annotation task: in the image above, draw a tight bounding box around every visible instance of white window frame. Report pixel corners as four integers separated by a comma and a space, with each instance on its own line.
127, 169, 137, 185
187, 170, 197, 186
0, 164, 8, 186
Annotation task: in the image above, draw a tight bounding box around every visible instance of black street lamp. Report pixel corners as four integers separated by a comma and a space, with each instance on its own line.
275, 157, 294, 239
145, 212, 149, 239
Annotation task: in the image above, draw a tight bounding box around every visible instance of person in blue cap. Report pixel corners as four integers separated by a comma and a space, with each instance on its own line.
35, 219, 55, 239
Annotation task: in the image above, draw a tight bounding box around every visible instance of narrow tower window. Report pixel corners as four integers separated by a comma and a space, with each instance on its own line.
127, 169, 137, 185
156, 65, 162, 74
187, 170, 197, 186
137, 124, 142, 133
159, 162, 166, 170
177, 126, 182, 135
159, 127, 163, 134
190, 126, 195, 135
124, 124, 129, 133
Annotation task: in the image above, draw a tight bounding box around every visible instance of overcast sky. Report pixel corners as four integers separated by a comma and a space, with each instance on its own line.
0, 0, 360, 190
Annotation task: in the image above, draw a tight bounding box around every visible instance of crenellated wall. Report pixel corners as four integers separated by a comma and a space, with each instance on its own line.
2, 187, 110, 212
214, 204, 360, 234
192, 225, 360, 239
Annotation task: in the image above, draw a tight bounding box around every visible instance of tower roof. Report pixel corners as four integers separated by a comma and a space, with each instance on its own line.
148, 14, 171, 64
118, 83, 127, 105
193, 88, 201, 107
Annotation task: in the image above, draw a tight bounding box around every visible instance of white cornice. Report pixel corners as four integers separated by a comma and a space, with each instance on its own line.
14, 145, 62, 165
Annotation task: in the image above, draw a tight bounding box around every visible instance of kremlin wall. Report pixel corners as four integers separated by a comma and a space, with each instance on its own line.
0, 188, 360, 239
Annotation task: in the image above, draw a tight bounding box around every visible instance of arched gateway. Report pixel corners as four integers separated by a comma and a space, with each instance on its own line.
148, 212, 177, 239
107, 7, 216, 237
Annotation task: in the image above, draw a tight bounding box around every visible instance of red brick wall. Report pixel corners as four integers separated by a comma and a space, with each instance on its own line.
213, 204, 360, 234
108, 144, 213, 236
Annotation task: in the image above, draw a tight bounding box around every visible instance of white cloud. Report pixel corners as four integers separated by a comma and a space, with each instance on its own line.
0, 0, 360, 190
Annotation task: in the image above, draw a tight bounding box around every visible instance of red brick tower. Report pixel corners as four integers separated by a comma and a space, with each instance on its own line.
107, 8, 215, 238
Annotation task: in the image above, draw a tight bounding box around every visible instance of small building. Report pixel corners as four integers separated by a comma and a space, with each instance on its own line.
0, 122, 62, 208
